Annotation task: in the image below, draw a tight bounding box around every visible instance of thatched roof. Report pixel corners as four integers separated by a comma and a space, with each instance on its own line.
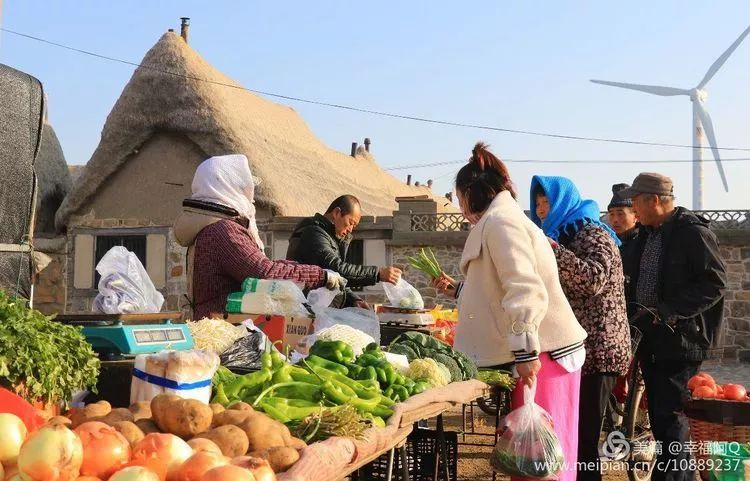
68, 165, 84, 185
35, 123, 71, 234
56, 32, 447, 230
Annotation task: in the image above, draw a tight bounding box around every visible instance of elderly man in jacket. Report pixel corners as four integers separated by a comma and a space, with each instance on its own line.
620, 173, 726, 481
287, 195, 402, 309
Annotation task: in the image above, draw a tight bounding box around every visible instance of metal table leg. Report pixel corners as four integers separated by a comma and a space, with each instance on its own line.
399, 444, 409, 481
432, 414, 450, 481
385, 447, 395, 481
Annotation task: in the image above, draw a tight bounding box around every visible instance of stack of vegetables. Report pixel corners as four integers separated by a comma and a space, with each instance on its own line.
387, 332, 479, 384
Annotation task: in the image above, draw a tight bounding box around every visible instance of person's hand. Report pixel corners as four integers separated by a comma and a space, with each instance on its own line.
431, 272, 457, 297
378, 266, 402, 284
516, 359, 541, 387
354, 300, 371, 310
325, 270, 345, 290
547, 237, 559, 248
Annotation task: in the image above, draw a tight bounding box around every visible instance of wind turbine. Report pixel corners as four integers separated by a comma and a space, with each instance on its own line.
591, 25, 750, 210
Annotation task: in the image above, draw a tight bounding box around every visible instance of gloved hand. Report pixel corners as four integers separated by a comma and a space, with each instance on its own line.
325, 270, 345, 291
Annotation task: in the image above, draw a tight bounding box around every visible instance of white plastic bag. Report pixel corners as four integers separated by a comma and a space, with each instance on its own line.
383, 278, 424, 310
94, 246, 164, 314
306, 286, 339, 309
312, 306, 381, 344
490, 382, 564, 479
226, 278, 309, 318
130, 350, 220, 404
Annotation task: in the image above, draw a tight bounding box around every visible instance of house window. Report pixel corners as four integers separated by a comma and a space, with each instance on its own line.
346, 239, 364, 291
93, 235, 147, 286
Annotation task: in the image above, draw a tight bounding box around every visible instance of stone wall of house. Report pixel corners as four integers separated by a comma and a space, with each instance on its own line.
390, 245, 465, 308
718, 236, 750, 361
33, 236, 68, 315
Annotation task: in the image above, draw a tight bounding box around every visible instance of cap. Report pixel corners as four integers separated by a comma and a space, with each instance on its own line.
618, 173, 674, 199
608, 183, 633, 209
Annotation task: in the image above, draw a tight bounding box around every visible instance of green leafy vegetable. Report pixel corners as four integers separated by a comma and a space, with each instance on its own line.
0, 290, 100, 405
406, 248, 442, 279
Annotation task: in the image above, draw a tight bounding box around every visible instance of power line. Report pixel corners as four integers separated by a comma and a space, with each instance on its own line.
384, 157, 750, 171
4, 26, 750, 153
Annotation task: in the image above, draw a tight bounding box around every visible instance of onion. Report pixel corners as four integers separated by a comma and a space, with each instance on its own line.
122, 459, 167, 481
74, 421, 132, 479
0, 461, 4, 480
173, 452, 229, 481
109, 466, 161, 481
0, 413, 28, 464
201, 465, 256, 481
18, 423, 83, 481
231, 457, 275, 481
132, 433, 193, 481
187, 439, 222, 456
76, 477, 104, 481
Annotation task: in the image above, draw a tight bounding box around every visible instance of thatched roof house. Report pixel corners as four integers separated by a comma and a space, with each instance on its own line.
56, 31, 440, 231
35, 123, 71, 235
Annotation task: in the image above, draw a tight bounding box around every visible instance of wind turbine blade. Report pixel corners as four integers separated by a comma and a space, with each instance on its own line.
695, 101, 729, 192
697, 25, 750, 89
590, 80, 689, 96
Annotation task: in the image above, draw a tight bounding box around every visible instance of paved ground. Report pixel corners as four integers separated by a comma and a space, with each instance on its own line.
702, 361, 750, 385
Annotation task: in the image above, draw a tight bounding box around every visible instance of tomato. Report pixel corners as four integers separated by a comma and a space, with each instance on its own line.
723, 384, 747, 401
688, 374, 716, 391
693, 385, 717, 398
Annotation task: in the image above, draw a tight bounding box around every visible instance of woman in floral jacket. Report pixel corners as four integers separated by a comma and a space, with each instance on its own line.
531, 175, 631, 481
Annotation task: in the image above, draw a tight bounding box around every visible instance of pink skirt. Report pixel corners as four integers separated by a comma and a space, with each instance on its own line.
510, 353, 582, 481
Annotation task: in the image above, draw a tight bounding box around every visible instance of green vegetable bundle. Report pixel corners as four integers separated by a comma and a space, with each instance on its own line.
0, 290, 100, 405
406, 248, 442, 279
388, 331, 480, 382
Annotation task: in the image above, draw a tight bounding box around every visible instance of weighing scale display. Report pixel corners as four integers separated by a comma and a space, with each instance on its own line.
132, 328, 185, 345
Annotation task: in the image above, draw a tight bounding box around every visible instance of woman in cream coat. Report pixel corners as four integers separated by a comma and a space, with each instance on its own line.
434, 143, 587, 481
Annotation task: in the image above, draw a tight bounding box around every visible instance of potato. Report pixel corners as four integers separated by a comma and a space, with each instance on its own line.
249, 447, 300, 473
95, 408, 134, 426
195, 425, 249, 458
187, 438, 223, 456
129, 401, 152, 421
287, 437, 307, 450
156, 399, 213, 438
113, 421, 145, 446
209, 403, 226, 416
149, 394, 181, 422
228, 402, 254, 412
70, 401, 112, 428
135, 418, 160, 435
238, 412, 291, 452
47, 416, 72, 427
211, 410, 250, 428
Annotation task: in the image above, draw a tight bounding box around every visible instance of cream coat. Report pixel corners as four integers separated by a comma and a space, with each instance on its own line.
455, 191, 587, 367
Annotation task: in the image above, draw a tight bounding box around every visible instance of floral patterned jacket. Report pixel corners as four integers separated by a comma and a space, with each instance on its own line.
553, 224, 631, 375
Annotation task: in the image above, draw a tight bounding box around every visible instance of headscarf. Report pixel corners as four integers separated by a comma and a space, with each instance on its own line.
191, 154, 264, 250
530, 175, 620, 246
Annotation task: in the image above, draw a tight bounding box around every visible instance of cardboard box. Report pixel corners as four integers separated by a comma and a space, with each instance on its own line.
222, 313, 313, 353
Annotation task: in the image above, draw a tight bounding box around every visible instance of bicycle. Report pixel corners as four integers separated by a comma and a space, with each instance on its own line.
602, 324, 657, 481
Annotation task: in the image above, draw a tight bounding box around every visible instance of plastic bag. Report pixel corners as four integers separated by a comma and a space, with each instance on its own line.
312, 306, 381, 344
130, 350, 220, 404
490, 382, 564, 479
226, 278, 309, 318
219, 330, 264, 372
383, 278, 424, 310
307, 286, 339, 309
94, 246, 164, 314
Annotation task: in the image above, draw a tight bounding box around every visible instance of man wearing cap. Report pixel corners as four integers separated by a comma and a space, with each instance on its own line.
619, 173, 726, 481
607, 183, 641, 316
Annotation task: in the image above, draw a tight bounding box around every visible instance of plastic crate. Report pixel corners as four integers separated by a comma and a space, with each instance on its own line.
355, 427, 458, 481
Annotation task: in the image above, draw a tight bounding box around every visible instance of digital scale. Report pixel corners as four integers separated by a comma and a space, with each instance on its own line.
56, 312, 194, 358
376, 305, 436, 326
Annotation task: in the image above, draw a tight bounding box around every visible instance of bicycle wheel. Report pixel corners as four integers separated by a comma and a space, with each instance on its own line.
625, 375, 656, 481
476, 395, 498, 416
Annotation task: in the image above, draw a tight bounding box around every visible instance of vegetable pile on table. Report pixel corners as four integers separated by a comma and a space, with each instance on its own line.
0, 290, 100, 407
387, 331, 479, 383
689, 372, 750, 401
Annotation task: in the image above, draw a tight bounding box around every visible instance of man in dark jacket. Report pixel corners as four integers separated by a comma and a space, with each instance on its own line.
607, 183, 641, 316
287, 195, 402, 309
620, 173, 726, 481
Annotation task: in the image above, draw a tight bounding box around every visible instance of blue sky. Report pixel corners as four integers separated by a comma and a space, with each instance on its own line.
2, 1, 749, 210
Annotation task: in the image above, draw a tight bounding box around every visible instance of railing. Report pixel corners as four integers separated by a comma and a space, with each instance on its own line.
409, 210, 750, 232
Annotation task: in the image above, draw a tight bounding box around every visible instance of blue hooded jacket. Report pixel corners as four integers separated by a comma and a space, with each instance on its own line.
530, 175, 620, 246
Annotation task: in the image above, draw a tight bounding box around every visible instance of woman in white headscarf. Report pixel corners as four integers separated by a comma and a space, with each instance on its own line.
174, 154, 342, 319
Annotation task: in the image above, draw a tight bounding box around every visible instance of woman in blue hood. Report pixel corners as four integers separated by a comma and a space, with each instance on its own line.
531, 175, 631, 481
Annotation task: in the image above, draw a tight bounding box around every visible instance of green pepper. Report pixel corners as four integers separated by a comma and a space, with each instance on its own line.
261, 398, 323, 421
412, 381, 429, 395
362, 413, 386, 427
391, 385, 409, 402
384, 386, 394, 399
371, 405, 394, 418
377, 394, 395, 407
384, 365, 397, 386
225, 369, 272, 399
345, 363, 364, 378
252, 382, 323, 407
308, 365, 380, 400
263, 397, 319, 408
270, 349, 284, 371
259, 402, 291, 423
347, 395, 382, 413
402, 377, 415, 393
289, 366, 322, 385
357, 378, 380, 391
320, 380, 351, 405
310, 340, 354, 363
272, 363, 294, 384
391, 373, 405, 386
305, 355, 349, 376
261, 351, 273, 371
356, 353, 383, 367
211, 383, 231, 405
358, 366, 377, 381
365, 342, 380, 353
376, 367, 388, 384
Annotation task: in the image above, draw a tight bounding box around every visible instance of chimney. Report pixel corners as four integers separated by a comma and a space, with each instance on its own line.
168, 29, 175, 32
364, 138, 371, 152
427, 179, 433, 189
406, 175, 412, 186
445, 192, 453, 202
350, 142, 358, 157
180, 17, 190, 43
415, 181, 421, 187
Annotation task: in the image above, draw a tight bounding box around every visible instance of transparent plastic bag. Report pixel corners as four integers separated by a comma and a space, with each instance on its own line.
307, 286, 339, 308
490, 382, 564, 479
226, 278, 309, 317
383, 278, 424, 310
94, 246, 164, 314
130, 350, 219, 404
311, 306, 381, 345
